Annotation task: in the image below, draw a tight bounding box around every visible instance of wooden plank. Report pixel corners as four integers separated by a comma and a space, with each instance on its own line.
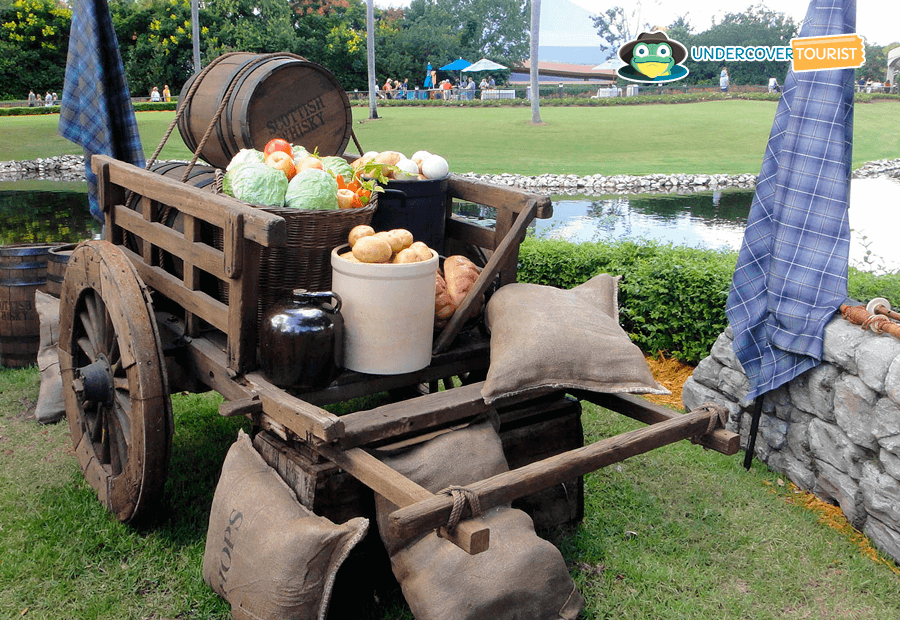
315, 443, 490, 555
91, 155, 286, 248
444, 216, 496, 250
339, 382, 491, 448
447, 175, 553, 219
227, 239, 262, 374
433, 201, 537, 354
186, 336, 249, 403
223, 211, 243, 279
114, 206, 228, 280
384, 406, 722, 543
120, 245, 229, 333
241, 371, 345, 444
576, 391, 739, 455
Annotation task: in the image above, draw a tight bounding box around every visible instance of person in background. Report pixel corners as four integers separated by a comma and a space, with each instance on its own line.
479, 76, 489, 90
719, 67, 729, 93
150, 86, 161, 102
488, 75, 496, 88
28, 90, 36, 107
466, 76, 476, 100
163, 84, 171, 102
44, 91, 52, 107
441, 79, 452, 100
768, 76, 779, 93
52, 92, 58, 105
382, 77, 393, 98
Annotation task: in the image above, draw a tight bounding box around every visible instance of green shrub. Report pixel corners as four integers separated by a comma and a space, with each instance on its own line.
517, 237, 900, 364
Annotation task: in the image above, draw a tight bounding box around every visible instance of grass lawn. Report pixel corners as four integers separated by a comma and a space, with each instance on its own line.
3, 366, 900, 619
2, 99, 898, 176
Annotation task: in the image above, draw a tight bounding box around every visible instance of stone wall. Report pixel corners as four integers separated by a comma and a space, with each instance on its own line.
682, 317, 900, 562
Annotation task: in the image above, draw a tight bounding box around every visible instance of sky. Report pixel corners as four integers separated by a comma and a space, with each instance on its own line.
373, 0, 900, 49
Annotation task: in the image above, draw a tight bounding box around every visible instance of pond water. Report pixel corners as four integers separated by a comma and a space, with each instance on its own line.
1, 177, 898, 273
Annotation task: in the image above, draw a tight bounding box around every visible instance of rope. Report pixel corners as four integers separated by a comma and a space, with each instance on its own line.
438, 485, 482, 533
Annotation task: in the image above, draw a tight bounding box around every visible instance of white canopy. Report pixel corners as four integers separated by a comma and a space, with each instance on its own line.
462, 58, 507, 72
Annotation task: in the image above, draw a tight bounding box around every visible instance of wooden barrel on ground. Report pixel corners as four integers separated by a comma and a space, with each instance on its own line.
177, 52, 352, 169
0, 243, 53, 367
46, 243, 79, 299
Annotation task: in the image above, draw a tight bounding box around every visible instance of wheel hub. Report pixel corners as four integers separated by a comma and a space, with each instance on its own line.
74, 355, 115, 405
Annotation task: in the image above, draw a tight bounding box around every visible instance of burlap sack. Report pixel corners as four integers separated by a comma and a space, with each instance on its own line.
34, 290, 65, 424
373, 418, 583, 620
203, 430, 369, 620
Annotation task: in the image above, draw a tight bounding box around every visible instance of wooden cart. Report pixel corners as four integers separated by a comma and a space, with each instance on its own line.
58, 154, 738, 555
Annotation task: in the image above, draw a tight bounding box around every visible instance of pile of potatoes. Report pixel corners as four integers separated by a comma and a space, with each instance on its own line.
339, 225, 434, 264
351, 150, 449, 181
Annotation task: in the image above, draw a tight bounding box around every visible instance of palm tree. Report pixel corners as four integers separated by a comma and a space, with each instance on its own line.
366, 0, 378, 120
529, 0, 541, 124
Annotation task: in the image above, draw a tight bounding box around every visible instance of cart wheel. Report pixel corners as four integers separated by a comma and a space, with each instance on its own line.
58, 240, 173, 523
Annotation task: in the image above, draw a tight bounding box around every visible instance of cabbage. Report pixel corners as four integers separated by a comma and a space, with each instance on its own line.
320, 156, 354, 182
223, 162, 288, 206
284, 168, 339, 210
226, 148, 264, 171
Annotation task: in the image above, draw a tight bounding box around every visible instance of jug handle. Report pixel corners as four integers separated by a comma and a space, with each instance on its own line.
293, 289, 342, 313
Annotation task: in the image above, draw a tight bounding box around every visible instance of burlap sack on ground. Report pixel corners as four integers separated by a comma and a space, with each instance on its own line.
373, 418, 583, 620
34, 290, 64, 424
203, 430, 369, 620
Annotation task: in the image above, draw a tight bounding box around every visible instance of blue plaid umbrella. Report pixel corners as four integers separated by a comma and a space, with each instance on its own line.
726, 0, 856, 406
59, 0, 145, 223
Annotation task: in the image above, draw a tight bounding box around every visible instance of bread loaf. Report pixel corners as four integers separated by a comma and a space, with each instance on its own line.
434, 272, 455, 329
443, 255, 482, 309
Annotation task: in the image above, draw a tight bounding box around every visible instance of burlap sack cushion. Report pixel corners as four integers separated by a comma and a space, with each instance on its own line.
481, 273, 669, 404
34, 290, 65, 424
203, 430, 369, 620
374, 418, 583, 620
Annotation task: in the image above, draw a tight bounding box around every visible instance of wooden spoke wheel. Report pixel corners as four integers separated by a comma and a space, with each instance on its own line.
58, 241, 173, 523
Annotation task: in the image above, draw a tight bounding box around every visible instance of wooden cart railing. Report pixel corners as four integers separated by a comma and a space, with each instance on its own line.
89, 155, 738, 555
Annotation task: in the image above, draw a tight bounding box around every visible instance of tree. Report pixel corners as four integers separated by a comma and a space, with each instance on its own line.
529, 0, 540, 124
592, 3, 651, 55
0, 0, 71, 99
682, 6, 797, 86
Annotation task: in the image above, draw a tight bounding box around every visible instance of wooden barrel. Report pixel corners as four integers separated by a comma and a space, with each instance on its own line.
0, 243, 53, 368
46, 243, 78, 299
177, 52, 352, 169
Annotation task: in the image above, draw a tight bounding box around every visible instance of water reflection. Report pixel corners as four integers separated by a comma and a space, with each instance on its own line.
0, 180, 99, 245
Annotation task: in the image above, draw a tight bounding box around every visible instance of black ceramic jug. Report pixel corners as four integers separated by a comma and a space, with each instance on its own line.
259, 290, 343, 389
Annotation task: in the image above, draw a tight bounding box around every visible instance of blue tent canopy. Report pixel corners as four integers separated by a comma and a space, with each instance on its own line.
440, 58, 471, 71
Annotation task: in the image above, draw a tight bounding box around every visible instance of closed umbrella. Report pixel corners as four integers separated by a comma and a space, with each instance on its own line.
726, 0, 856, 467
424, 62, 433, 88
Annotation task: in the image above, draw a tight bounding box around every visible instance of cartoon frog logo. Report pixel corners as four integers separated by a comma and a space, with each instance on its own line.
616, 31, 689, 83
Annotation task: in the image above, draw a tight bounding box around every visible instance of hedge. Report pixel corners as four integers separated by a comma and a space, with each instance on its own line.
516, 237, 900, 365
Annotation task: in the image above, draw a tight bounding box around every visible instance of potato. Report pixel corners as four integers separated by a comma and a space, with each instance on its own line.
373, 231, 405, 255
391, 248, 421, 264
373, 150, 402, 166
352, 235, 392, 263
409, 241, 433, 262
339, 251, 361, 263
348, 225, 375, 248
389, 229, 414, 250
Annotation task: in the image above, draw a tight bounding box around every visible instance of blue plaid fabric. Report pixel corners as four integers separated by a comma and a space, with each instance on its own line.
726, 0, 856, 403
59, 0, 144, 223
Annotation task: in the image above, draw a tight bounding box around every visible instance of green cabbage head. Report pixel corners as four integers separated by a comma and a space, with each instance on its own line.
223, 162, 288, 206
285, 168, 339, 210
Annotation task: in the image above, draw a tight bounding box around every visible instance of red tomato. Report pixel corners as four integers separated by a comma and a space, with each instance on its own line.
263, 138, 293, 158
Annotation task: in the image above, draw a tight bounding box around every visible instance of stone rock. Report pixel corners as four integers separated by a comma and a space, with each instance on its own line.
863, 516, 900, 564
710, 330, 742, 371
808, 418, 867, 479
719, 365, 750, 401
813, 460, 865, 529
833, 374, 879, 450
760, 415, 789, 450
856, 335, 900, 392
860, 461, 900, 530
786, 409, 814, 465
822, 318, 868, 374
880, 449, 900, 481
681, 376, 742, 425
874, 397, 900, 454
690, 356, 723, 391
788, 363, 840, 422
884, 355, 900, 408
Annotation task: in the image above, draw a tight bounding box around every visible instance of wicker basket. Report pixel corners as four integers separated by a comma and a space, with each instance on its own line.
216, 196, 378, 324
